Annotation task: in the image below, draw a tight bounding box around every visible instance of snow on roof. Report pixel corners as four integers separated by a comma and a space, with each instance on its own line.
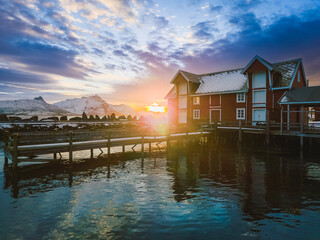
195, 69, 247, 94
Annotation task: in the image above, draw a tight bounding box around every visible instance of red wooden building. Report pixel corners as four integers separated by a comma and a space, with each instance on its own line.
165, 56, 307, 126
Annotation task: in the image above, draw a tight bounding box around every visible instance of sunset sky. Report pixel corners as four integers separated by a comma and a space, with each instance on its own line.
0, 0, 320, 110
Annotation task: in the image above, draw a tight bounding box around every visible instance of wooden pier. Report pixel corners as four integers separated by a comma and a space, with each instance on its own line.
3, 128, 210, 169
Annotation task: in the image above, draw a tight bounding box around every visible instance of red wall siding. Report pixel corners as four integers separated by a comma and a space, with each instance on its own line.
291, 65, 306, 88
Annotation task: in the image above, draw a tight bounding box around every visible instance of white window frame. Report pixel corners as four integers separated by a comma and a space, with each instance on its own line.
210, 109, 221, 123
252, 71, 266, 89
193, 109, 200, 119
236, 108, 246, 120
179, 96, 187, 109
253, 89, 266, 107
179, 110, 187, 124
297, 70, 300, 82
236, 93, 245, 103
193, 96, 200, 105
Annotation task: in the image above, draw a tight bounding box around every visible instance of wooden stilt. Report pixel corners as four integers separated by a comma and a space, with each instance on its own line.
122, 145, 125, 153
238, 120, 242, 144
90, 149, 93, 159
266, 110, 270, 147
141, 132, 144, 153
108, 130, 111, 157
53, 153, 57, 159
149, 142, 151, 154
69, 131, 73, 165
4, 131, 8, 166
12, 134, 18, 169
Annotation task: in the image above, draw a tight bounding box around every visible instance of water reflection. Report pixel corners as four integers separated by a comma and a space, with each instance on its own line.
1, 143, 320, 239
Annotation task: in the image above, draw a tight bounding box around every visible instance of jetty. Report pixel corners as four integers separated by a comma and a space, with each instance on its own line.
3, 128, 210, 169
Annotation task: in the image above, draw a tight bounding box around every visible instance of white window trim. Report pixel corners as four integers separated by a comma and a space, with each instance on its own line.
298, 70, 300, 82
252, 71, 267, 89
193, 109, 200, 119
236, 108, 246, 120
193, 96, 200, 105
252, 89, 266, 107
236, 93, 245, 103
210, 109, 221, 123
252, 108, 266, 125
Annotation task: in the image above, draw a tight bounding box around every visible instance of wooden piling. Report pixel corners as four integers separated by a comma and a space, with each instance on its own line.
12, 134, 18, 168
238, 120, 242, 143
69, 131, 73, 165
141, 132, 144, 153
4, 131, 8, 166
122, 145, 125, 153
108, 130, 111, 157
266, 110, 270, 146
53, 152, 57, 159
149, 142, 151, 154
90, 149, 93, 159
167, 129, 170, 147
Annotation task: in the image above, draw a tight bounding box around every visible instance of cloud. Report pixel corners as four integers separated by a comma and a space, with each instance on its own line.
0, 68, 54, 84
113, 49, 128, 57
191, 21, 217, 40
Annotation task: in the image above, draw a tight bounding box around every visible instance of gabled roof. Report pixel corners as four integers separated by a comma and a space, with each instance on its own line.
164, 86, 177, 99
279, 86, 320, 105
170, 70, 201, 84
241, 55, 277, 74
272, 59, 301, 88
166, 56, 306, 97
195, 69, 248, 95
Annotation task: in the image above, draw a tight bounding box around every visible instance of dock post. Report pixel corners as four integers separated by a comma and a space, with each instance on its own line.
4, 131, 8, 166
300, 106, 304, 158
280, 107, 283, 135
186, 127, 189, 145
122, 145, 125, 153
69, 131, 73, 165
201, 126, 203, 144
12, 134, 18, 169
53, 153, 57, 159
238, 120, 242, 144
149, 142, 151, 154
108, 130, 111, 157
167, 129, 170, 147
141, 132, 144, 153
90, 149, 93, 159
266, 110, 270, 147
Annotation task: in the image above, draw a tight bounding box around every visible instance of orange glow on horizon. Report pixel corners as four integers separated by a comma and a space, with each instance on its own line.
146, 102, 166, 113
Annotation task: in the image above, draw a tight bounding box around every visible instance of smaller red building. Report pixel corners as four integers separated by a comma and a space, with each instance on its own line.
165, 56, 307, 126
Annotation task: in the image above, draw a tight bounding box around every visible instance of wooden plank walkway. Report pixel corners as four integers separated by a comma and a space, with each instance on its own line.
3, 131, 210, 168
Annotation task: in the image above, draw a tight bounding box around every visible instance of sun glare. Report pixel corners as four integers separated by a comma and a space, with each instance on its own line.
146, 102, 166, 113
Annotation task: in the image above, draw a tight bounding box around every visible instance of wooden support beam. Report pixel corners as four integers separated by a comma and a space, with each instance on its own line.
90, 149, 93, 159
122, 145, 125, 153
167, 130, 170, 147
4, 131, 8, 166
238, 120, 242, 143
266, 109, 270, 146
141, 132, 144, 153
300, 106, 304, 134
287, 105, 290, 131
53, 152, 57, 159
12, 134, 18, 168
280, 107, 283, 135
149, 142, 151, 154
69, 131, 73, 165
108, 130, 111, 157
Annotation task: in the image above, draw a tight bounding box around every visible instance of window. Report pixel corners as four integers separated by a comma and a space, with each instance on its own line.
252, 72, 266, 89
193, 109, 200, 119
236, 108, 245, 120
297, 70, 300, 82
193, 96, 200, 105
179, 96, 187, 109
179, 110, 187, 123
179, 82, 187, 95
253, 90, 266, 107
237, 93, 245, 103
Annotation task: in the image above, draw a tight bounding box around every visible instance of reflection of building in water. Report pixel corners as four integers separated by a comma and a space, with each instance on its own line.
167, 144, 320, 221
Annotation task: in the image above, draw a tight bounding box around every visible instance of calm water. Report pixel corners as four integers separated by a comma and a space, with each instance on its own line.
0, 144, 320, 240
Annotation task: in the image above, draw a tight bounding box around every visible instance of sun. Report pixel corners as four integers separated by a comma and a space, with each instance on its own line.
146, 102, 166, 113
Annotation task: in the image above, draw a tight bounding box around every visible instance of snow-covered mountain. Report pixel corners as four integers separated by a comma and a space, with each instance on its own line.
0, 96, 70, 116
54, 95, 138, 116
